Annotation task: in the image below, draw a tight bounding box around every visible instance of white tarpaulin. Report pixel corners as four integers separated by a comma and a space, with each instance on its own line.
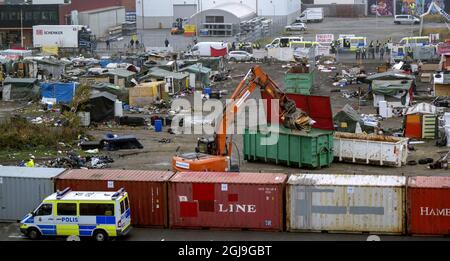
405, 102, 437, 115
268, 47, 295, 62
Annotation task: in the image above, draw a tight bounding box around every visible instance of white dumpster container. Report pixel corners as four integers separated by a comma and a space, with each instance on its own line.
334, 132, 409, 167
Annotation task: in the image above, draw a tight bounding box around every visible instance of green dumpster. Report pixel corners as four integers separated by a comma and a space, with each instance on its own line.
284, 69, 314, 95
244, 125, 333, 169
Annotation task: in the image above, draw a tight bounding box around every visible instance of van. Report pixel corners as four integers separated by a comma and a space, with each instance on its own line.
188, 42, 229, 57
338, 36, 367, 51
394, 15, 420, 25
19, 188, 131, 241
265, 37, 303, 49
290, 41, 320, 49
295, 8, 324, 23
399, 36, 430, 47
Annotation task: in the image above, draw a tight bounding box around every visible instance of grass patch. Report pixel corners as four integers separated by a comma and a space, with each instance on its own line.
0, 117, 83, 150
421, 27, 450, 39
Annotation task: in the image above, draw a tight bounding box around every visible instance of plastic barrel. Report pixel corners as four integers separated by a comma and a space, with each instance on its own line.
155, 119, 163, 132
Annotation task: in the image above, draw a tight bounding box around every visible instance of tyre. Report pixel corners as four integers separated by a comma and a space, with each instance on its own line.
94, 230, 108, 242
230, 58, 237, 62
27, 228, 41, 240
286, 28, 291, 32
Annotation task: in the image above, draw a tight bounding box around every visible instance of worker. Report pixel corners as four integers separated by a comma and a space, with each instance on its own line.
130, 39, 135, 49
106, 39, 111, 50
375, 40, 380, 54
331, 41, 336, 54
25, 157, 35, 168
231, 42, 236, 51
356, 47, 361, 60
380, 45, 385, 60
362, 47, 367, 59
371, 46, 376, 59
165, 38, 170, 47
135, 39, 140, 49
256, 42, 260, 49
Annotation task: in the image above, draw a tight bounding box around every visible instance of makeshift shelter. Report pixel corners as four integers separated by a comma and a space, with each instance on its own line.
129, 81, 167, 107
106, 69, 137, 88
35, 59, 68, 80
333, 104, 375, 134
90, 82, 128, 102
2, 77, 39, 101
40, 82, 78, 104
371, 80, 414, 108
404, 103, 438, 139
83, 92, 117, 122
433, 72, 450, 97
179, 63, 212, 87
143, 68, 189, 94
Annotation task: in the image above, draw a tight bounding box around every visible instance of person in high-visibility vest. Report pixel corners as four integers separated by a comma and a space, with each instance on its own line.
25, 158, 35, 168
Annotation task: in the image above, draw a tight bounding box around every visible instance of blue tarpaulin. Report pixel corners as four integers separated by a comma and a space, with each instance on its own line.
40, 82, 78, 104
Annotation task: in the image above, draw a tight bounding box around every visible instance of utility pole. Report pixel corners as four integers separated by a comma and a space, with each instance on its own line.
20, 7, 24, 48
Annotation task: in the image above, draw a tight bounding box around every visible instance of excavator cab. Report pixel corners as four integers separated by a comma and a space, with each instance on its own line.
195, 137, 217, 155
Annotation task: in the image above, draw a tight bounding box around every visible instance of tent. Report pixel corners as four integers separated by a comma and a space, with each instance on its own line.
40, 82, 78, 104
2, 77, 39, 101
372, 80, 413, 108
83, 92, 117, 122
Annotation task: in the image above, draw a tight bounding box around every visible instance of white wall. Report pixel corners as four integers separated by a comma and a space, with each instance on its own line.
137, 0, 300, 17
136, 0, 172, 17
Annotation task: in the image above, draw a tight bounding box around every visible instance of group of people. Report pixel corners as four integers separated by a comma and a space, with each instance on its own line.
355, 40, 391, 61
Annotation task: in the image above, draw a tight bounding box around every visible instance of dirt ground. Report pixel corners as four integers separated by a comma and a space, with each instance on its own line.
70, 54, 449, 177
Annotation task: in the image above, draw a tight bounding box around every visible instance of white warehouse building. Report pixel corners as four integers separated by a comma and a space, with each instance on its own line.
136, 0, 301, 29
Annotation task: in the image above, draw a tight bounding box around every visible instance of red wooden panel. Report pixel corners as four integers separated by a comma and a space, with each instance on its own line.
404, 115, 422, 139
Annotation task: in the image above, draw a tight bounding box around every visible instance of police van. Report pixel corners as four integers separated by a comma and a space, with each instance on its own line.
20, 188, 131, 241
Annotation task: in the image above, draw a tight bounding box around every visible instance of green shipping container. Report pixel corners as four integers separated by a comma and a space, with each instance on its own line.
244, 125, 334, 169
284, 70, 314, 95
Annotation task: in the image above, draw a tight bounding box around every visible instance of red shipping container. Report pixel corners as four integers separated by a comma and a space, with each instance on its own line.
169, 172, 287, 231
407, 176, 450, 236
404, 115, 422, 139
55, 169, 174, 227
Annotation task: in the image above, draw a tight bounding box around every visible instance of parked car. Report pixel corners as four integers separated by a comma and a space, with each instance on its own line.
285, 23, 307, 32
227, 51, 254, 62
394, 15, 420, 24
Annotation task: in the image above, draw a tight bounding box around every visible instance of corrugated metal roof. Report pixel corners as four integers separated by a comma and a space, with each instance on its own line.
57, 169, 174, 182
288, 174, 406, 187
408, 176, 450, 188
107, 68, 136, 78
171, 172, 287, 184
3, 77, 38, 85
0, 166, 66, 179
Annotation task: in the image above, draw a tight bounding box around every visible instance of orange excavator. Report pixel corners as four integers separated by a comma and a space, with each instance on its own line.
172, 65, 313, 172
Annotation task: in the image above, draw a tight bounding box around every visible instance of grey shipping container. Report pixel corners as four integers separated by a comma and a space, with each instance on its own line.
0, 167, 66, 221
287, 174, 406, 234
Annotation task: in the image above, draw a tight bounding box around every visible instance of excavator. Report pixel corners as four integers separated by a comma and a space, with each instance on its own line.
172, 65, 314, 172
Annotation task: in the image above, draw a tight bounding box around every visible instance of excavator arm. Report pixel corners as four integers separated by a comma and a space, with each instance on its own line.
215, 65, 313, 156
